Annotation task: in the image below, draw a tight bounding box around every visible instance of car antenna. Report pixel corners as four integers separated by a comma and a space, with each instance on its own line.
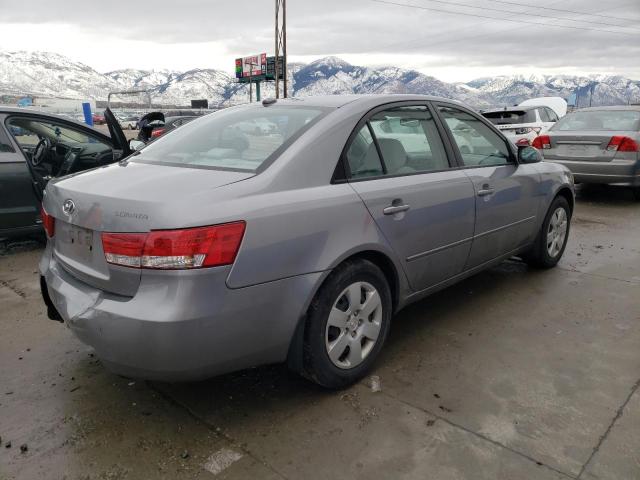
262, 98, 277, 106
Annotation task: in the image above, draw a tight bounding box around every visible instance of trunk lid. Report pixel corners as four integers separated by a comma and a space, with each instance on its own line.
44, 161, 254, 296
546, 131, 620, 161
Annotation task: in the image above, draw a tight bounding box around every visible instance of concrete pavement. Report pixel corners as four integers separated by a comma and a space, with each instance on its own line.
1, 185, 638, 479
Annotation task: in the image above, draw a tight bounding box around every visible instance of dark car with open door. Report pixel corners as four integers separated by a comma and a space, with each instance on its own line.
0, 107, 134, 238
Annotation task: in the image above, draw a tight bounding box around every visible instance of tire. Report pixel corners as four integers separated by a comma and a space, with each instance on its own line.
523, 196, 571, 269
632, 187, 640, 201
302, 259, 392, 389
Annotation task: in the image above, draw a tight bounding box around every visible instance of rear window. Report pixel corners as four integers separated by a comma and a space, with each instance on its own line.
133, 105, 327, 172
553, 110, 640, 132
482, 110, 535, 125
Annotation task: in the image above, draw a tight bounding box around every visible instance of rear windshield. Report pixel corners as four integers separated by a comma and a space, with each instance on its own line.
133, 105, 327, 172
482, 110, 535, 125
553, 110, 640, 132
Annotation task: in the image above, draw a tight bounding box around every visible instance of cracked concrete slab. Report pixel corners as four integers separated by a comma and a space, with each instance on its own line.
581, 387, 640, 480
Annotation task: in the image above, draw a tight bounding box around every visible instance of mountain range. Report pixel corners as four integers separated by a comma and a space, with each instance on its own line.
1, 50, 639, 109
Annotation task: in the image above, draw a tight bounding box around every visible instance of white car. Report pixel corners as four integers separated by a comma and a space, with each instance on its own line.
116, 115, 139, 130
482, 105, 560, 146
483, 97, 568, 146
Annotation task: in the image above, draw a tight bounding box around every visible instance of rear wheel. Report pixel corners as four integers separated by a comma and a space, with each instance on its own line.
523, 196, 571, 268
302, 259, 391, 389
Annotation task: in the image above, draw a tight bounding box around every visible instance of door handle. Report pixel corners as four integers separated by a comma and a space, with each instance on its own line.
477, 184, 494, 197
383, 204, 410, 215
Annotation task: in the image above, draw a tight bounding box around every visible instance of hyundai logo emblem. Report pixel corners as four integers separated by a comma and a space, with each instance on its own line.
62, 199, 75, 215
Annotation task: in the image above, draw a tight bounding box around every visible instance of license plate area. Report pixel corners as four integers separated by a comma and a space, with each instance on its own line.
67, 225, 93, 250
56, 221, 96, 264
557, 144, 601, 158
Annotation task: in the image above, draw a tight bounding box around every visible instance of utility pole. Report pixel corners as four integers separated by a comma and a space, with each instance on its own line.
275, 0, 287, 98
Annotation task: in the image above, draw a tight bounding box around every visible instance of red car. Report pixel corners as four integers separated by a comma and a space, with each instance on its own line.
92, 113, 106, 125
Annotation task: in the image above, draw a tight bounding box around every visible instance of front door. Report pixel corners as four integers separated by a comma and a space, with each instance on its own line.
0, 120, 40, 233
345, 104, 476, 291
436, 104, 541, 269
5, 113, 120, 200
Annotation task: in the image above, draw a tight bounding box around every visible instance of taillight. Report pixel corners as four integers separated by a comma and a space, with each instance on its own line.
606, 135, 639, 152
151, 128, 166, 138
40, 206, 55, 237
101, 222, 246, 270
532, 135, 551, 150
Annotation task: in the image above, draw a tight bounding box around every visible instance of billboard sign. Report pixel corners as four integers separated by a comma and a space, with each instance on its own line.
266, 56, 284, 80
235, 53, 267, 79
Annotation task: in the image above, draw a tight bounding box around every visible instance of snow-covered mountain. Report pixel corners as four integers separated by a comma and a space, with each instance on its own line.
1, 50, 639, 108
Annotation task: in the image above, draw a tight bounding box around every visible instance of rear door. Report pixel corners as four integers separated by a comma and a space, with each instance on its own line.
0, 118, 41, 233
436, 103, 540, 269
345, 102, 476, 291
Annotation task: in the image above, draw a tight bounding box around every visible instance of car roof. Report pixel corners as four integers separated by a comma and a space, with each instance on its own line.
0, 106, 94, 127
572, 105, 640, 112
257, 94, 468, 109
482, 106, 537, 114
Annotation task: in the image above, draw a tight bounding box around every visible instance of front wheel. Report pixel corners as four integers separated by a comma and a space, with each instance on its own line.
302, 259, 392, 389
523, 196, 571, 268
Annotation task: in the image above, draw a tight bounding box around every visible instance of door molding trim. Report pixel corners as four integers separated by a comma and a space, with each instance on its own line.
473, 215, 536, 239
406, 236, 473, 262
405, 215, 535, 263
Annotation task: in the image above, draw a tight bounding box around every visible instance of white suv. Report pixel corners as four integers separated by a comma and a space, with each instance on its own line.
482, 105, 559, 146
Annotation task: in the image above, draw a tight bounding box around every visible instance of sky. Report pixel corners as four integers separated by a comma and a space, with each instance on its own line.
0, 0, 639, 82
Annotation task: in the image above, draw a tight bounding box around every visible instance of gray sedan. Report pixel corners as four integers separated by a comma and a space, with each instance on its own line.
534, 106, 640, 197
39, 95, 574, 388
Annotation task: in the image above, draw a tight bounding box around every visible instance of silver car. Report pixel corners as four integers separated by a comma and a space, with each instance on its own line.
39, 95, 574, 388
534, 106, 640, 197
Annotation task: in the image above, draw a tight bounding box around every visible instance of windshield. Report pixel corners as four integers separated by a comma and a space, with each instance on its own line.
553, 110, 640, 131
133, 105, 328, 172
482, 110, 535, 125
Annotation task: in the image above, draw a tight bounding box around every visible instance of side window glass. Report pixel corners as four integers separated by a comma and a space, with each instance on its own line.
345, 124, 384, 179
0, 125, 15, 153
547, 108, 559, 122
438, 106, 512, 167
369, 106, 449, 175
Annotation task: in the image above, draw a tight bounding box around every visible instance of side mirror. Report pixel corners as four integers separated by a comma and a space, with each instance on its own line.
129, 139, 145, 151
518, 145, 542, 164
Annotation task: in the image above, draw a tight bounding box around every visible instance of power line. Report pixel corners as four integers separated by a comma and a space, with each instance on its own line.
370, 0, 640, 36
416, 0, 640, 30
482, 0, 640, 24
373, 0, 568, 52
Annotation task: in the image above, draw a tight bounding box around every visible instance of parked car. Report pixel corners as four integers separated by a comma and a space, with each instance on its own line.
0, 107, 133, 238
117, 114, 139, 130
149, 115, 197, 140
93, 113, 106, 125
38, 95, 574, 388
533, 106, 640, 198
482, 105, 559, 146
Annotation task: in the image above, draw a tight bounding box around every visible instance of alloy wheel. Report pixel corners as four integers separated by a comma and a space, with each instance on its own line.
547, 207, 568, 258
325, 281, 383, 369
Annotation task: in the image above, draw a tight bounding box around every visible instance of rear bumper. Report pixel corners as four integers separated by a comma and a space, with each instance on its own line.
543, 157, 640, 186
39, 244, 323, 381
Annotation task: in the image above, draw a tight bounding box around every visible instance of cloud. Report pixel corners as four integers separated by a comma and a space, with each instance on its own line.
0, 0, 638, 81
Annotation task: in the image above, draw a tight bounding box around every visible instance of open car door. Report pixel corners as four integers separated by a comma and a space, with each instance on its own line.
6, 112, 128, 202
137, 111, 165, 143
104, 107, 133, 159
